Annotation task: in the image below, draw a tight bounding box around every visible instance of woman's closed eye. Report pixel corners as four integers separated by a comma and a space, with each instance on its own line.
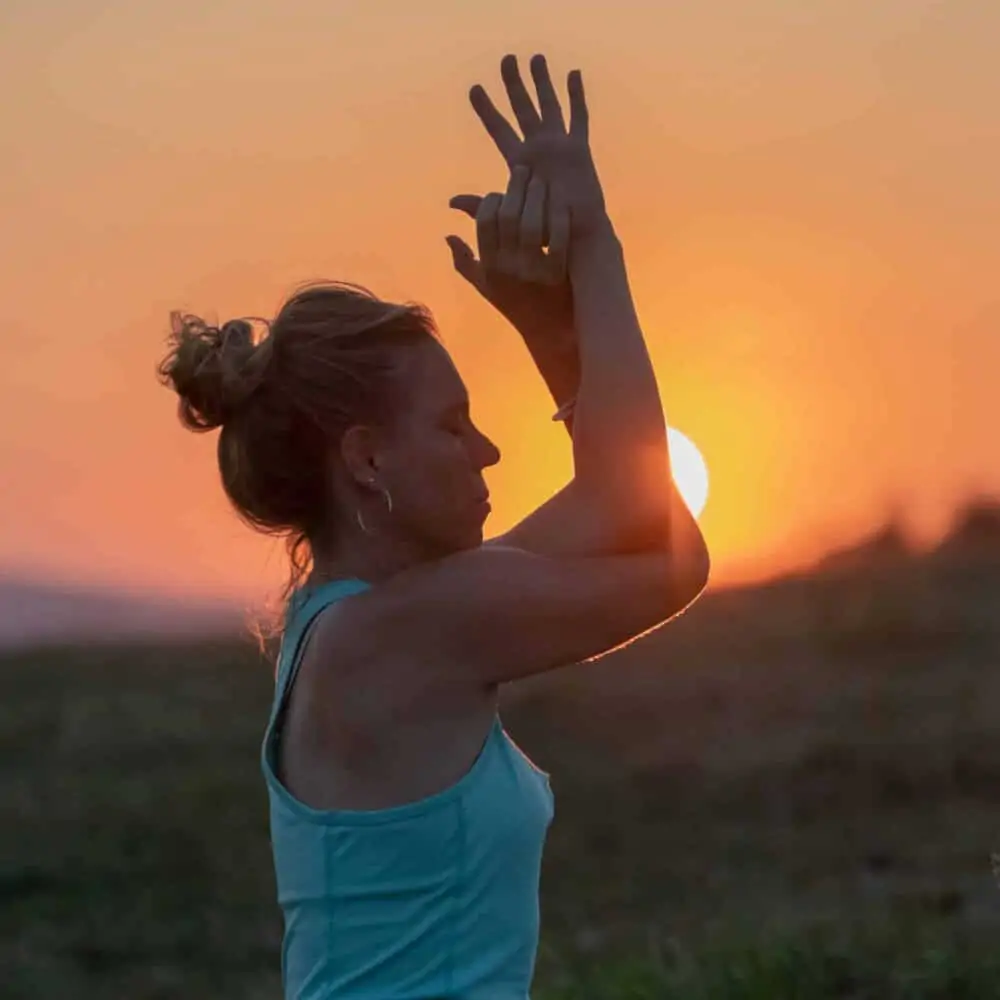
442, 400, 473, 438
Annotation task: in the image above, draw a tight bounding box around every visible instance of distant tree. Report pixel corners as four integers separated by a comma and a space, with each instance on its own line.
815, 516, 912, 575
941, 496, 1000, 552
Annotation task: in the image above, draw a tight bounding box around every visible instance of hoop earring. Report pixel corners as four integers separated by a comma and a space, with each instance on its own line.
355, 486, 393, 536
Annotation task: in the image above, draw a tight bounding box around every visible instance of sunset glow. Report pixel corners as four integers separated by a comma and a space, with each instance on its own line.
1, 2, 998, 603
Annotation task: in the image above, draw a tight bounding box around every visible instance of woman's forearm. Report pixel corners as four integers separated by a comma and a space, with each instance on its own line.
520, 330, 579, 424
569, 219, 673, 544
517, 329, 579, 439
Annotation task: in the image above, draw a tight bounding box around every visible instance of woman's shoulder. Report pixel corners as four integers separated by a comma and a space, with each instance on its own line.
297, 573, 495, 719
280, 585, 499, 812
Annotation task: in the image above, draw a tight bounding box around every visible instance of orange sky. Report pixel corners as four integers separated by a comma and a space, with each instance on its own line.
2, 0, 997, 603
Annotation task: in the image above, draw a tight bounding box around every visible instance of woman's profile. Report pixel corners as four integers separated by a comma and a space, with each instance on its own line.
158, 52, 709, 1000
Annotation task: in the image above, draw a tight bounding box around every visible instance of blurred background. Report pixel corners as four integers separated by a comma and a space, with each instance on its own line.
3, 1, 999, 996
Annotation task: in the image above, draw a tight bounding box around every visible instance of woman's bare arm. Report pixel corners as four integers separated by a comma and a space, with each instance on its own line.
322, 541, 707, 689
469, 55, 684, 557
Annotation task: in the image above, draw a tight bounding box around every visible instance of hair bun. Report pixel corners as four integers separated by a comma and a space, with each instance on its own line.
158, 313, 272, 431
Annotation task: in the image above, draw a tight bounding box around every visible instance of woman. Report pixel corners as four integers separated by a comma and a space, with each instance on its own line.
158, 53, 709, 1000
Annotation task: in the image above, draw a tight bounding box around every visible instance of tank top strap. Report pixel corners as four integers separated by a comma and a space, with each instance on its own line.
270, 578, 372, 724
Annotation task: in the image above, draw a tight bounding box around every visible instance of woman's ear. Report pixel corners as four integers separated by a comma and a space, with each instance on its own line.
339, 424, 382, 487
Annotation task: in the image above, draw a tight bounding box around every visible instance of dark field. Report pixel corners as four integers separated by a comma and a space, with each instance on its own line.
4, 516, 1000, 998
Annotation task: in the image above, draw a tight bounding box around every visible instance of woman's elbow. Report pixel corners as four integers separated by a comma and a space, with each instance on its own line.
679, 535, 711, 603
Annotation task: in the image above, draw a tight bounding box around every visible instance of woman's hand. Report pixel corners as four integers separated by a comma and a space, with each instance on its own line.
446, 164, 575, 339
467, 53, 608, 243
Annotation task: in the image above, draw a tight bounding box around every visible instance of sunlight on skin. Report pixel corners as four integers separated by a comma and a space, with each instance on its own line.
668, 427, 710, 519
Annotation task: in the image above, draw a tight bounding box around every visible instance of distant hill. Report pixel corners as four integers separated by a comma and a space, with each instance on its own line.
811, 520, 913, 576
808, 497, 1000, 578
0, 575, 248, 650
935, 496, 1000, 561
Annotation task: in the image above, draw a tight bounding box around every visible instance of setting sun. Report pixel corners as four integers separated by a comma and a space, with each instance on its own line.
668, 427, 710, 519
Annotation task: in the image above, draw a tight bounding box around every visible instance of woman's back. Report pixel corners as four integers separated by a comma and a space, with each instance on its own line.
261, 578, 555, 1000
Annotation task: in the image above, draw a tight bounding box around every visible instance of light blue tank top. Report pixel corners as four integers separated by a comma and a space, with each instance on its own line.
260, 578, 555, 1000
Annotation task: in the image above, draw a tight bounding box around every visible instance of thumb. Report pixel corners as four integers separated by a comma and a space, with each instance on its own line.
445, 235, 484, 289
448, 194, 484, 219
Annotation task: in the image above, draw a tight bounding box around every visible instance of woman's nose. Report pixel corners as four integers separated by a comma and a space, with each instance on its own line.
478, 432, 501, 468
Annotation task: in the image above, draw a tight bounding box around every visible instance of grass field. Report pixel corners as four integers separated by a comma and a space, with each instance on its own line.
3, 524, 1000, 998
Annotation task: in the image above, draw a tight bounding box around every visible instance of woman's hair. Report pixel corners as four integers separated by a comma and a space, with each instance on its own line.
156, 280, 440, 658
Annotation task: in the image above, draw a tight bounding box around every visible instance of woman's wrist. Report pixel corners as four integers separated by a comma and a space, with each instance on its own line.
523, 333, 579, 412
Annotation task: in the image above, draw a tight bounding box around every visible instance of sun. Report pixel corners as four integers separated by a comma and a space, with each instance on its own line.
668, 427, 710, 519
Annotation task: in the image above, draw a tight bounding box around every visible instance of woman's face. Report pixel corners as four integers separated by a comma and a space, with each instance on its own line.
376, 338, 501, 554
